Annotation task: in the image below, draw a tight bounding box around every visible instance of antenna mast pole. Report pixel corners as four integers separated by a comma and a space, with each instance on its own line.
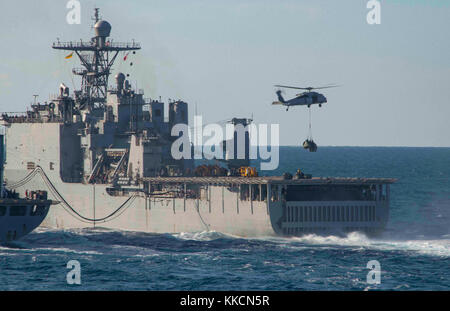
52, 8, 141, 110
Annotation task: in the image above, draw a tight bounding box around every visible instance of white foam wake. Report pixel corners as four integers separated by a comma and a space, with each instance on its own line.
23, 228, 450, 257
172, 230, 231, 241
281, 232, 450, 257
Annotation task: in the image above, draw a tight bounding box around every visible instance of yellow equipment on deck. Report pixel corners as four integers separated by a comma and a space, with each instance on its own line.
238, 166, 258, 177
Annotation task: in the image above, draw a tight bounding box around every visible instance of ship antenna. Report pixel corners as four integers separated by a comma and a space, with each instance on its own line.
90, 8, 100, 30
94, 8, 100, 23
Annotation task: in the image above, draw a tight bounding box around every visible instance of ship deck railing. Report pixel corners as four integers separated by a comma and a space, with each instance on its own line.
52, 41, 141, 51
0, 114, 63, 124
141, 176, 397, 185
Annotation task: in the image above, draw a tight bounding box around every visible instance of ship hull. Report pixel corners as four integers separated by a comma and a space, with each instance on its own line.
4, 168, 389, 237
0, 199, 51, 243
4, 168, 275, 236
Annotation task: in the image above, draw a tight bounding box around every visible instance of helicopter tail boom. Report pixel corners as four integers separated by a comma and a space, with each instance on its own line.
276, 90, 286, 103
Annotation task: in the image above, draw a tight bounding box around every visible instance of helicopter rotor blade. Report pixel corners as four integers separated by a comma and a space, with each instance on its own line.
274, 84, 341, 91
311, 85, 341, 90
274, 85, 311, 90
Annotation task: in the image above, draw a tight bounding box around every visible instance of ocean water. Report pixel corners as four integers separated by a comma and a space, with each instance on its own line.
0, 147, 449, 290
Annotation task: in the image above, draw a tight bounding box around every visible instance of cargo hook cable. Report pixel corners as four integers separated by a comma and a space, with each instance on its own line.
308, 107, 313, 140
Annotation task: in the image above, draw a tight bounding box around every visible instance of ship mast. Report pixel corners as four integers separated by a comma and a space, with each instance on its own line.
52, 8, 140, 109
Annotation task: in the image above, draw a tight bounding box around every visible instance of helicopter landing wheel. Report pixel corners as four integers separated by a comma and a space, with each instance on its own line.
319, 104, 322, 107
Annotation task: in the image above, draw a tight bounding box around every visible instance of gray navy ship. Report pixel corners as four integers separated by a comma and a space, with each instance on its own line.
0, 9, 395, 237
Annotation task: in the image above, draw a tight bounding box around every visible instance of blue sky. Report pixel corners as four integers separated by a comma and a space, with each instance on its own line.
0, 0, 449, 146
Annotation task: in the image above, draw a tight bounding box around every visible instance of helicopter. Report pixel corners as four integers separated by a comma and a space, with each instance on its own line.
272, 84, 339, 111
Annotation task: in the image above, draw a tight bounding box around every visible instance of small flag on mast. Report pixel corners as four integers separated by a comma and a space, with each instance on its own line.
65, 52, 74, 59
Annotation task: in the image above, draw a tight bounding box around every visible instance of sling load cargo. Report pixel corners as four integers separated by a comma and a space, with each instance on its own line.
303, 139, 317, 152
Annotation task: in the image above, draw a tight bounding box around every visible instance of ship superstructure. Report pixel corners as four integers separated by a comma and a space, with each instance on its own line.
0, 9, 395, 237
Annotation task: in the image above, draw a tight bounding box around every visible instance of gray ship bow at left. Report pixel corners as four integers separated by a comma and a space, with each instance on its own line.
0, 134, 57, 243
